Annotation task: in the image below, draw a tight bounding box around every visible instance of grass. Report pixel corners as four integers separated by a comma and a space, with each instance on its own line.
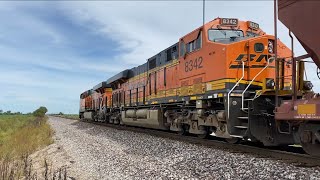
57, 114, 79, 120
0, 114, 57, 179
0, 115, 35, 147
0, 115, 53, 158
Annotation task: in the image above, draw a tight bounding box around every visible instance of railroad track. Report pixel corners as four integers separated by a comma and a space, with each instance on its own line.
53, 116, 320, 167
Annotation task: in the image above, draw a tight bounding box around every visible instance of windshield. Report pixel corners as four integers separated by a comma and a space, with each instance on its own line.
208, 29, 244, 42
246, 31, 260, 37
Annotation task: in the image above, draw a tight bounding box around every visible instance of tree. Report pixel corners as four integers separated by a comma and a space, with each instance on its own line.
0, 110, 2, 115
33, 106, 48, 117
59, 112, 64, 115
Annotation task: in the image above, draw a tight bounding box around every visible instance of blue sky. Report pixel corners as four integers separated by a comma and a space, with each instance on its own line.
0, 1, 317, 114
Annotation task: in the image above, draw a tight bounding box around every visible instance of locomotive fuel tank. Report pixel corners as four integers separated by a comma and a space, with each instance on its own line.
84, 112, 94, 120
125, 109, 136, 118
122, 109, 169, 130
136, 109, 148, 119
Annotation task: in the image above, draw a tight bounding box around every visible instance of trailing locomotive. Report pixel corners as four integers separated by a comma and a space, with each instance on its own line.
80, 17, 312, 153
79, 82, 112, 121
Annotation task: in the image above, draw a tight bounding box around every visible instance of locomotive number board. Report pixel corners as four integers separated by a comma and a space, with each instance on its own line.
220, 18, 238, 26
248, 21, 259, 30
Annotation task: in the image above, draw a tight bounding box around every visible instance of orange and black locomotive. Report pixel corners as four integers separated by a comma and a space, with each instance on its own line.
80, 17, 314, 154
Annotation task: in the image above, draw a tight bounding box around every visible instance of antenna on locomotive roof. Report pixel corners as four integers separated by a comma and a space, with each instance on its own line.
203, 0, 205, 26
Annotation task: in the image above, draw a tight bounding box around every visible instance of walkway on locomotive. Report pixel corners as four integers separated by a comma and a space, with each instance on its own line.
106, 17, 292, 107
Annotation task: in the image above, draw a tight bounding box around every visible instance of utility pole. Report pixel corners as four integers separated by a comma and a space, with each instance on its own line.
203, 0, 205, 26
274, 0, 279, 107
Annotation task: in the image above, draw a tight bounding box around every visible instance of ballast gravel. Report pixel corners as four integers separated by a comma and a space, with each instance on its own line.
47, 116, 320, 180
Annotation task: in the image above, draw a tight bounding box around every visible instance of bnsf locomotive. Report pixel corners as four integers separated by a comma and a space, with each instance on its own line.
79, 17, 314, 154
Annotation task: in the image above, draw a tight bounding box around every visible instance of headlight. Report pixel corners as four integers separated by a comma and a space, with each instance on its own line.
303, 81, 313, 91
268, 40, 274, 53
266, 78, 275, 89
254, 43, 264, 53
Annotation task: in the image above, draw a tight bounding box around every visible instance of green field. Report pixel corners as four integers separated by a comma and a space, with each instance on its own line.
57, 114, 79, 120
0, 115, 53, 158
0, 114, 57, 178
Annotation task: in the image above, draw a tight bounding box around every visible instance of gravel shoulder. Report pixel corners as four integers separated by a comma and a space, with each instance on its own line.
31, 116, 320, 180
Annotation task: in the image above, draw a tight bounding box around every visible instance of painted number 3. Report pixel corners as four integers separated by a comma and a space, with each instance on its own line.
185, 57, 203, 72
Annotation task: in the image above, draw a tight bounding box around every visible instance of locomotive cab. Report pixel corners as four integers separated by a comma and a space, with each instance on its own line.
177, 17, 294, 145
79, 89, 94, 120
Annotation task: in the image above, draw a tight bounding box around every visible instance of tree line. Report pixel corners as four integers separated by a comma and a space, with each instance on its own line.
0, 110, 24, 115
0, 106, 48, 117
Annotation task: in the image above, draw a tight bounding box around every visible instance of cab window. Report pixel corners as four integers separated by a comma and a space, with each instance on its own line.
186, 31, 202, 53
246, 31, 260, 37
179, 41, 185, 57
208, 29, 244, 42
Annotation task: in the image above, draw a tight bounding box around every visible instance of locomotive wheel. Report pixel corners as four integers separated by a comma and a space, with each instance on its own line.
225, 137, 240, 144
109, 118, 114, 124
104, 115, 108, 123
113, 118, 120, 125
299, 122, 320, 157
197, 133, 209, 139
177, 125, 189, 136
301, 142, 320, 157
197, 127, 210, 139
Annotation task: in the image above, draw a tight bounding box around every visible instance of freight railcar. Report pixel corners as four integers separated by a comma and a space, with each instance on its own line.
80, 17, 308, 147
274, 0, 320, 156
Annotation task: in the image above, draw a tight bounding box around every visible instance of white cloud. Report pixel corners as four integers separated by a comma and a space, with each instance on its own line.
59, 1, 199, 65
59, 1, 320, 92
0, 4, 64, 45
0, 1, 319, 113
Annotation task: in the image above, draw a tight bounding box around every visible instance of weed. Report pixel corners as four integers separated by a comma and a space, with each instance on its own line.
0, 115, 66, 179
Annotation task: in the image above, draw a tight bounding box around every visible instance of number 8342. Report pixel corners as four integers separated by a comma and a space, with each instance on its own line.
184, 57, 203, 72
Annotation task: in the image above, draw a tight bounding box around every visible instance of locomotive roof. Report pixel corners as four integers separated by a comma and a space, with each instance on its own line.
80, 89, 93, 99
93, 81, 111, 92
106, 43, 178, 86
102, 18, 267, 89
106, 69, 132, 85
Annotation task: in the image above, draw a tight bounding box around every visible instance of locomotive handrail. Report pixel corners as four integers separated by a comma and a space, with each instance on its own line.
241, 57, 273, 111
227, 61, 245, 119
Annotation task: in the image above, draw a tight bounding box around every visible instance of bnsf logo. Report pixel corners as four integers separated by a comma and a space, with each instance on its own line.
230, 54, 274, 69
